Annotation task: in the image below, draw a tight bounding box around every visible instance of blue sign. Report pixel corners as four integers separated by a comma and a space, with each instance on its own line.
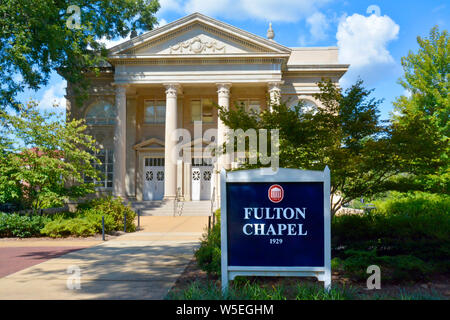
226, 182, 325, 267
220, 168, 331, 292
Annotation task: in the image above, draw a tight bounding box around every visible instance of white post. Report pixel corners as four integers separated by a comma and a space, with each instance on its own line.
113, 84, 127, 198
163, 83, 180, 200
220, 168, 228, 294
323, 165, 331, 291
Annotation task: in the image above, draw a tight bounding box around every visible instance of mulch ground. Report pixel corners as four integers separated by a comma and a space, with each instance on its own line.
170, 258, 450, 300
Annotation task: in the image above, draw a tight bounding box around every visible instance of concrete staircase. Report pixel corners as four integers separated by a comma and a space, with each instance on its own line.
130, 200, 212, 216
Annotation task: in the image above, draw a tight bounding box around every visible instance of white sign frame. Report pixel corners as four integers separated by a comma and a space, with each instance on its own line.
220, 167, 331, 292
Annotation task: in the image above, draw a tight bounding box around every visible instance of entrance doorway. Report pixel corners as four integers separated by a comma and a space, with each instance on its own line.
143, 157, 165, 200
191, 158, 213, 201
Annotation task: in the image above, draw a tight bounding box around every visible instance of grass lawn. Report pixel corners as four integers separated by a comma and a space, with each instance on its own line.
167, 258, 449, 300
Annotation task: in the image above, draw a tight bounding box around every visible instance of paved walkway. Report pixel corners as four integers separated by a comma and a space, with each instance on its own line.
0, 247, 88, 278
0, 216, 208, 300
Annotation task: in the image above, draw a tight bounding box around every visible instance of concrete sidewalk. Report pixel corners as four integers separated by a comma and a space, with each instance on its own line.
0, 216, 208, 300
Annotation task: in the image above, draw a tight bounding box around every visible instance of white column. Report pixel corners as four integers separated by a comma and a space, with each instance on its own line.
216, 83, 231, 207
113, 84, 127, 198
217, 83, 232, 171
268, 81, 283, 111
163, 83, 179, 200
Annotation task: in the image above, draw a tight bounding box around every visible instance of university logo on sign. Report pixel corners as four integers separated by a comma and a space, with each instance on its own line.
268, 184, 284, 203
220, 167, 331, 292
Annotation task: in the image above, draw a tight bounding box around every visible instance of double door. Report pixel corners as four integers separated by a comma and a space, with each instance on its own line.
143, 158, 165, 201
192, 165, 213, 201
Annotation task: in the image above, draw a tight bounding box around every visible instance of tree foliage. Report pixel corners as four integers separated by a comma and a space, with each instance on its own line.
391, 26, 449, 192
0, 0, 160, 109
0, 101, 100, 210
218, 79, 399, 215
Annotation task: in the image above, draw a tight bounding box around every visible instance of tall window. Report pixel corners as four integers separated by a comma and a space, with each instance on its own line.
85, 149, 114, 189
237, 99, 261, 114
191, 99, 214, 123
144, 100, 166, 124
86, 101, 116, 125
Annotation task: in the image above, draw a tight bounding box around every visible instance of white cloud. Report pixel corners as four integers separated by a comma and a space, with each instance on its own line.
337, 13, 399, 67
97, 36, 127, 49
158, 0, 185, 14
298, 35, 308, 46
304, 11, 329, 43
159, 0, 332, 22
39, 81, 67, 111
337, 13, 400, 86
158, 18, 168, 28
239, 0, 331, 22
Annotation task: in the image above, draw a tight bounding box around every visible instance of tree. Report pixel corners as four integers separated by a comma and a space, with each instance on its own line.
0, 100, 100, 211
0, 0, 160, 109
218, 79, 399, 216
391, 26, 449, 193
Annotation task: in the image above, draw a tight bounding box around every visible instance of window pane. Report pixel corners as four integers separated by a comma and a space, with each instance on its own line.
144, 100, 155, 123
144, 101, 165, 123
237, 100, 247, 109
156, 106, 165, 123
191, 100, 201, 122
86, 102, 116, 125
248, 100, 260, 114
202, 99, 214, 123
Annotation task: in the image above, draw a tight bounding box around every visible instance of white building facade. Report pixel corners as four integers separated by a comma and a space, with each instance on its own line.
65, 13, 348, 203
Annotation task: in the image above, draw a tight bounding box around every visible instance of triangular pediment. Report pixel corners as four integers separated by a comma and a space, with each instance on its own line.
109, 13, 291, 57
133, 138, 165, 151
181, 137, 215, 150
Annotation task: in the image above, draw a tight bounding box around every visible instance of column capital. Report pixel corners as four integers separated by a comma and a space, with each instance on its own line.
216, 83, 232, 98
267, 81, 284, 92
163, 83, 180, 98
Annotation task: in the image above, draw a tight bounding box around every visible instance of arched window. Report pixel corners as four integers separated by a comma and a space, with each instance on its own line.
300, 99, 318, 113
86, 101, 116, 125
289, 99, 318, 114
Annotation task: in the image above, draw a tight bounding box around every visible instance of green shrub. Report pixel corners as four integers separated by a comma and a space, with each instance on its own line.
40, 217, 97, 238
196, 192, 448, 283
0, 213, 50, 237
195, 210, 221, 275
332, 192, 450, 282
79, 196, 136, 232
373, 191, 450, 217
40, 196, 137, 238
84, 211, 116, 233
1, 197, 137, 238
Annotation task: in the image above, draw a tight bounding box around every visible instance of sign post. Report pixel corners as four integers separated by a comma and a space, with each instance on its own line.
220, 167, 331, 292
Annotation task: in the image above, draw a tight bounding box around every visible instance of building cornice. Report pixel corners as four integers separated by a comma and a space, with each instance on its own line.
108, 54, 289, 66
284, 64, 349, 76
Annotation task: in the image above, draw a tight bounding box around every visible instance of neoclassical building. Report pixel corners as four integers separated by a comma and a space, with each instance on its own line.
66, 13, 348, 203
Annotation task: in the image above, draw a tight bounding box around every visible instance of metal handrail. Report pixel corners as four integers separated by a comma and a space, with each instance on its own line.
173, 187, 184, 217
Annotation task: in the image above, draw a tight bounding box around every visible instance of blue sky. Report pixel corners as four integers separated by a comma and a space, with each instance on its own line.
17, 0, 449, 120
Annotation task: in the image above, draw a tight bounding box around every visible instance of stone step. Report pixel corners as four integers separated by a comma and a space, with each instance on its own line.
132, 200, 212, 216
